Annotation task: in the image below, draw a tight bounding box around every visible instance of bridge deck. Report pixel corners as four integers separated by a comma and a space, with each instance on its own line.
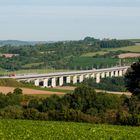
0, 66, 129, 80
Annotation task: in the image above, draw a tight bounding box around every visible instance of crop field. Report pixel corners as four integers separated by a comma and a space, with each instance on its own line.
0, 120, 140, 140
106, 45, 140, 52
69, 57, 118, 68
82, 51, 108, 57
83, 45, 140, 57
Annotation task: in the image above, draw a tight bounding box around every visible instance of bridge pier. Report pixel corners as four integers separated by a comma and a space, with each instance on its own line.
106, 72, 110, 77
73, 75, 77, 84
51, 78, 56, 87
43, 79, 49, 87
119, 70, 123, 77
85, 74, 90, 79
79, 75, 84, 83
91, 73, 95, 78
59, 76, 63, 86
96, 73, 100, 83
115, 71, 119, 77
111, 71, 114, 77
66, 76, 71, 84
101, 72, 105, 78
34, 79, 40, 86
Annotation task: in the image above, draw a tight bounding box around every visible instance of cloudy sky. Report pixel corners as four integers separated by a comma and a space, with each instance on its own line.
0, 0, 140, 41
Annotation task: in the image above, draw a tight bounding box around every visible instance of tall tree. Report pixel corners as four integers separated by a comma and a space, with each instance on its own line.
125, 60, 140, 97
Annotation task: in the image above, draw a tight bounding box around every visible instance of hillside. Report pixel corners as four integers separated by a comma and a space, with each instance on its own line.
0, 40, 47, 47
0, 37, 136, 74
129, 39, 140, 43
0, 120, 139, 140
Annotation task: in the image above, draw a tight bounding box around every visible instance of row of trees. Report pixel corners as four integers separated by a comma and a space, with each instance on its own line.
100, 39, 134, 48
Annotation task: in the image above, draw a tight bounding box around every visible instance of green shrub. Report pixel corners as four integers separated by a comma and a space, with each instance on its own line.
0, 105, 23, 119
23, 108, 40, 120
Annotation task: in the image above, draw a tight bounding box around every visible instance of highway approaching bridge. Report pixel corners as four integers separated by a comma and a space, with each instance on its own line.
0, 66, 129, 88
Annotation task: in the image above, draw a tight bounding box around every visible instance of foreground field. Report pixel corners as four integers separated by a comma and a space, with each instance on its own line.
0, 120, 140, 140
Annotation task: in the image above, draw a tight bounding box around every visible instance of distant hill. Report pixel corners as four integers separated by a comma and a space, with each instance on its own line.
0, 40, 47, 47
129, 39, 140, 43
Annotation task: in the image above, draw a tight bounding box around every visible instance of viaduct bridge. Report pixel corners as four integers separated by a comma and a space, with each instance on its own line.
0, 66, 129, 88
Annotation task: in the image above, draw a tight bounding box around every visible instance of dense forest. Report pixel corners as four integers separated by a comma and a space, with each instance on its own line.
0, 37, 134, 71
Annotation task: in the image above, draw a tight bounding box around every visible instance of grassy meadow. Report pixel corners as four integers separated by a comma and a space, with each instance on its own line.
105, 45, 140, 52
71, 45, 140, 69
32, 87, 72, 93
69, 57, 119, 69
0, 119, 140, 140
83, 45, 140, 57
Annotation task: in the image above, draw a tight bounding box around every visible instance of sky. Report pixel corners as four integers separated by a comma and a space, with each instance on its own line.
0, 0, 140, 41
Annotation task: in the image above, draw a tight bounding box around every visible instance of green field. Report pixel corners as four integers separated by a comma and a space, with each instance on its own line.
69, 57, 118, 69
33, 87, 72, 93
106, 45, 140, 52
83, 45, 140, 57
76, 45, 140, 69
82, 51, 108, 57
0, 120, 140, 140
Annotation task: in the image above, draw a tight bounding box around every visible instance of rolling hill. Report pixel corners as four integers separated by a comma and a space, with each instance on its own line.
0, 40, 47, 47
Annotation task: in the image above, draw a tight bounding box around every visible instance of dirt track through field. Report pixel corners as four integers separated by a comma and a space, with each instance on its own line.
0, 86, 64, 95
0, 86, 131, 96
